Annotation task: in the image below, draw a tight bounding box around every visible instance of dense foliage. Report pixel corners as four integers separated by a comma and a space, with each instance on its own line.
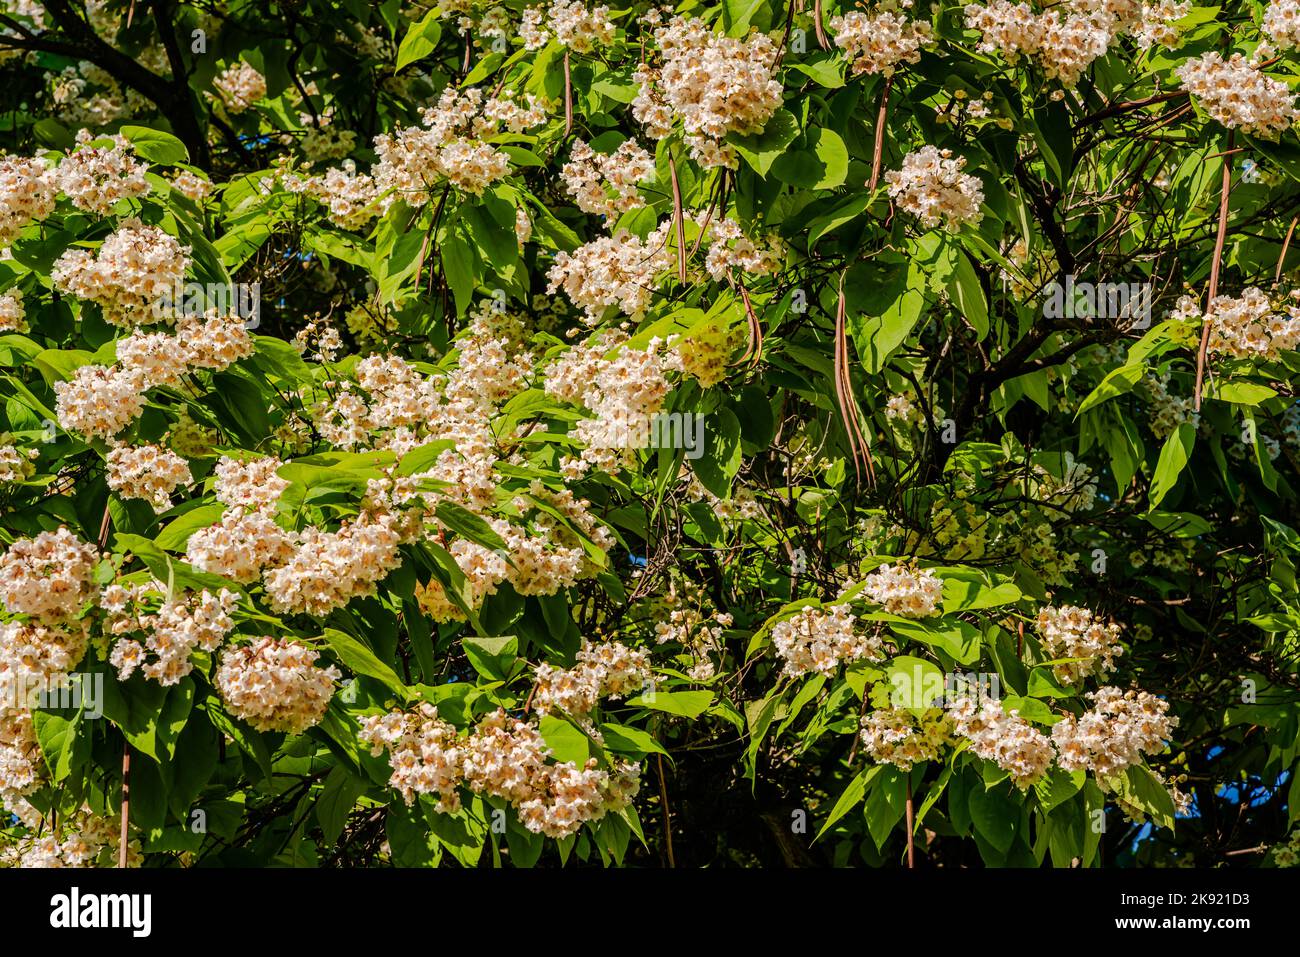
0, 0, 1298, 868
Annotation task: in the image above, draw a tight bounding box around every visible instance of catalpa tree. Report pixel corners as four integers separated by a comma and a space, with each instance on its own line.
0, 0, 1296, 869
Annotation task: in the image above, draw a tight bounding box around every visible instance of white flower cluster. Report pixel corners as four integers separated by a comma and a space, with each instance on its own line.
1203, 287, 1300, 360
650, 577, 734, 679
520, 0, 615, 51
0, 527, 99, 622
1051, 686, 1177, 777
830, 10, 934, 76
1030, 452, 1097, 512
169, 170, 213, 202
1133, 0, 1189, 48
187, 509, 298, 584
885, 146, 985, 230
213, 61, 266, 113
859, 706, 954, 770
373, 87, 541, 201
499, 484, 616, 594
633, 15, 783, 167
1176, 52, 1300, 140
0, 619, 88, 705
105, 443, 193, 513
363, 706, 641, 839
561, 138, 655, 221
414, 489, 612, 613
702, 216, 787, 282
300, 125, 357, 164
863, 562, 944, 618
1035, 605, 1123, 683
544, 330, 681, 473
56, 312, 252, 441
0, 441, 36, 484
464, 709, 641, 838
53, 364, 147, 440
481, 91, 549, 133
55, 132, 150, 215
298, 160, 381, 230
1144, 368, 1199, 438
415, 539, 507, 622
963, 0, 1149, 87
533, 640, 651, 716
0, 289, 25, 332
263, 513, 407, 616
104, 584, 238, 686
948, 694, 1055, 787
213, 455, 289, 512
1263, 0, 1300, 49
771, 604, 884, 677
886, 393, 924, 426
0, 154, 57, 245
52, 217, 190, 327
0, 803, 140, 868
0, 617, 89, 806
117, 312, 254, 386
359, 704, 466, 809
215, 637, 340, 733
546, 220, 675, 323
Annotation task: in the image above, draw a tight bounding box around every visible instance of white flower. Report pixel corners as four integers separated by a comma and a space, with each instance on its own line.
885, 147, 985, 230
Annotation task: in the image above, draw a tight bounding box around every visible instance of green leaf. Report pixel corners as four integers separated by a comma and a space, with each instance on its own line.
1113, 765, 1178, 831
250, 335, 314, 384
884, 656, 947, 715
1208, 380, 1276, 406
844, 257, 927, 373
941, 568, 1022, 613
395, 8, 443, 69
727, 108, 798, 176
539, 713, 591, 764
1077, 363, 1144, 417
32, 708, 83, 782
155, 677, 195, 760
1148, 421, 1196, 508
119, 126, 189, 165
786, 55, 845, 88
1034, 768, 1086, 813
771, 127, 848, 190
599, 722, 669, 756
625, 689, 714, 718
154, 504, 226, 551
889, 619, 983, 665
806, 193, 872, 249
949, 248, 989, 340
435, 500, 509, 554
816, 765, 881, 840
317, 765, 368, 845
114, 533, 242, 596
441, 228, 476, 317
461, 634, 519, 681
692, 407, 742, 498
968, 783, 1017, 855
320, 628, 407, 696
